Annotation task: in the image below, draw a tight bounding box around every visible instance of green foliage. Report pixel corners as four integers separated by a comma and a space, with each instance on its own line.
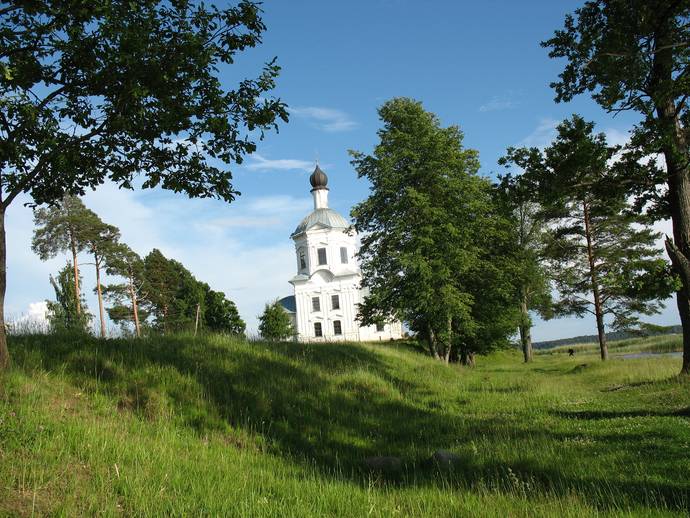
2, 333, 689, 516
501, 116, 675, 346
45, 262, 91, 333
351, 98, 519, 362
0, 0, 288, 368
143, 249, 203, 332
140, 249, 244, 335
102, 243, 150, 331
203, 287, 246, 335
494, 175, 553, 361
542, 0, 689, 218
494, 176, 552, 318
0, 0, 288, 208
544, 0, 690, 373
31, 196, 94, 261
258, 300, 293, 341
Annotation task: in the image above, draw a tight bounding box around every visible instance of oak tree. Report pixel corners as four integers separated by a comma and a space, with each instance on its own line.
0, 0, 287, 368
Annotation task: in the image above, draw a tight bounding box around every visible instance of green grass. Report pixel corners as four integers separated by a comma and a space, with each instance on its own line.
1, 333, 688, 517
545, 333, 684, 355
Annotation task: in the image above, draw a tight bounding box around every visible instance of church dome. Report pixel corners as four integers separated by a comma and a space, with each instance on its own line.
291, 208, 348, 237
309, 164, 328, 190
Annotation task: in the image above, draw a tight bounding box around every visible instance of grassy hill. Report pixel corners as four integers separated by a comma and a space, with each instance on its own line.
533, 325, 683, 349
1, 333, 688, 517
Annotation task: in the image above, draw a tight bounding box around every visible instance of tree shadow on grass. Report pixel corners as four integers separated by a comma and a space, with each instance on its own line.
8, 333, 690, 514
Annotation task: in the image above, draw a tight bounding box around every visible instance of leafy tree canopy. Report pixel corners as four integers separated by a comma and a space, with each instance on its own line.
0, 0, 287, 368
351, 97, 520, 363
258, 300, 293, 341
46, 262, 91, 333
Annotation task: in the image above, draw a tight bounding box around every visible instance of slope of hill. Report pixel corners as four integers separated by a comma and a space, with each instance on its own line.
1, 333, 688, 517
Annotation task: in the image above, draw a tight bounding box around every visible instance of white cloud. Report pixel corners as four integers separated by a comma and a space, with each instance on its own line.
203, 195, 312, 230
5, 184, 310, 335
9, 301, 49, 332
289, 106, 357, 132
479, 95, 517, 113
518, 118, 558, 149
247, 195, 312, 214
244, 153, 313, 172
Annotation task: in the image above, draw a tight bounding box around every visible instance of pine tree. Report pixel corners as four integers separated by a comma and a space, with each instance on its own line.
142, 249, 179, 332
103, 244, 148, 337
258, 300, 293, 341
502, 115, 675, 360
83, 220, 121, 338
543, 0, 690, 375
32, 196, 94, 317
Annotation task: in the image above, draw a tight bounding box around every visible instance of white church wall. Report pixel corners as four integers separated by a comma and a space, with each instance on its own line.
288, 165, 404, 343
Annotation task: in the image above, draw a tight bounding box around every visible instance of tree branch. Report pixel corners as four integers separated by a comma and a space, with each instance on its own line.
2, 120, 107, 209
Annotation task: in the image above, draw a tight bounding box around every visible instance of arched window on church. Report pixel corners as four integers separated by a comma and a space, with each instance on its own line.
299, 248, 307, 271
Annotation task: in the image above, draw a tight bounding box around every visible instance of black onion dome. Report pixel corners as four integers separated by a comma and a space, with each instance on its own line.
309, 164, 328, 189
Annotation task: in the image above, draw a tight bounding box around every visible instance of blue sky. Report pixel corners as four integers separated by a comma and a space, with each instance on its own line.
6, 0, 679, 338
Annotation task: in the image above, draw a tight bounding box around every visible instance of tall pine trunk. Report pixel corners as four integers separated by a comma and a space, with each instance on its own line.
583, 201, 608, 360
69, 232, 81, 316
129, 276, 141, 338
652, 27, 690, 376
0, 206, 8, 370
95, 255, 106, 338
519, 292, 533, 363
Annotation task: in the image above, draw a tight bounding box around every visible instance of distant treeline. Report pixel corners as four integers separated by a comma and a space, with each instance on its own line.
533, 325, 682, 350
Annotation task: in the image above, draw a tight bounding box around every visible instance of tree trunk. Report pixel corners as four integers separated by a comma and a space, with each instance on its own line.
460, 350, 475, 367
0, 206, 9, 371
583, 201, 608, 361
70, 236, 81, 316
129, 276, 140, 338
651, 24, 690, 375
657, 103, 690, 376
194, 302, 200, 337
519, 292, 533, 363
95, 255, 106, 338
443, 315, 452, 363
427, 322, 439, 359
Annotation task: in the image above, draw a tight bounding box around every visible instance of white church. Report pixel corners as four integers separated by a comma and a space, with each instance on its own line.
279, 165, 403, 342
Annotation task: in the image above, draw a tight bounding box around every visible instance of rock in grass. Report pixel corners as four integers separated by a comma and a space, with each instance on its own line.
363, 456, 402, 473
430, 450, 462, 470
